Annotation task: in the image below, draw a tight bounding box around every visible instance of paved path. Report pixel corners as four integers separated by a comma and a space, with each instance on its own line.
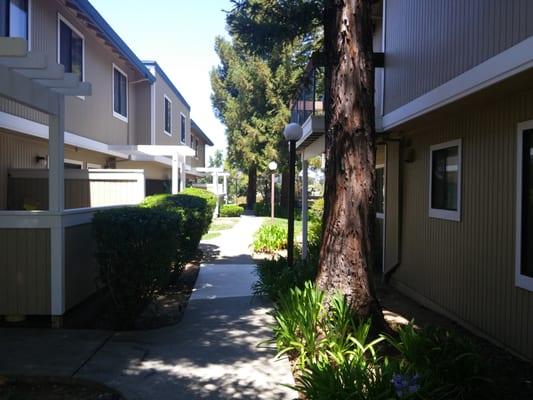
0, 216, 296, 400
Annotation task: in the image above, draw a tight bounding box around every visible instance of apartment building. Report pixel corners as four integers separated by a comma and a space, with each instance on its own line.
296, 0, 533, 361
0, 0, 212, 322
186, 119, 214, 184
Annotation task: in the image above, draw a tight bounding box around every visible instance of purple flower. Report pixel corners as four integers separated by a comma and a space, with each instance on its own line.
391, 373, 420, 398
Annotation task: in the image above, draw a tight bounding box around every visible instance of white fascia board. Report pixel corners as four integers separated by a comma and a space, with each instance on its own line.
109, 144, 195, 157
0, 111, 128, 158
382, 35, 533, 130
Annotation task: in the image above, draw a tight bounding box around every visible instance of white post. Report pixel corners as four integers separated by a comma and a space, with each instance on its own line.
49, 97, 65, 320
214, 171, 219, 195
223, 174, 228, 203
179, 157, 186, 191
171, 153, 179, 194
301, 156, 309, 260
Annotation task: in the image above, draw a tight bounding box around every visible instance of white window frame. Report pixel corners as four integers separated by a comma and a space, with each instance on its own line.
57, 13, 85, 100
428, 139, 462, 222
516, 121, 533, 292
112, 63, 128, 122
86, 162, 102, 169
64, 158, 83, 168
164, 95, 172, 136
180, 113, 186, 144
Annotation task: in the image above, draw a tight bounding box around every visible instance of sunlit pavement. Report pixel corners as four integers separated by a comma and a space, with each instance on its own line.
0, 216, 296, 399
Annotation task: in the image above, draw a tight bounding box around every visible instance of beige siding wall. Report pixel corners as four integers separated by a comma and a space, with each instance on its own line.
132, 82, 152, 145
189, 134, 207, 169
0, 130, 108, 209
393, 88, 533, 360
0, 229, 51, 315
384, 0, 533, 114
65, 224, 99, 310
153, 71, 191, 146
2, 0, 145, 145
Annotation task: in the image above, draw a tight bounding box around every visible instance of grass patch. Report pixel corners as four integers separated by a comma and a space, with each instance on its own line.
202, 217, 240, 240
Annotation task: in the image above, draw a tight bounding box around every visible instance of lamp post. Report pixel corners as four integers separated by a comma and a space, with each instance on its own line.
268, 161, 278, 220
283, 123, 303, 268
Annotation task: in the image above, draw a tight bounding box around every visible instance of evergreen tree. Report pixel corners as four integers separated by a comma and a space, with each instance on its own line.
228, 0, 386, 327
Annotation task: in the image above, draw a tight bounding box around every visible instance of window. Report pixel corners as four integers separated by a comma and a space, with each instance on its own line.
429, 139, 461, 221
64, 159, 82, 169
195, 139, 199, 157
516, 125, 533, 291
58, 16, 83, 82
113, 65, 128, 121
180, 114, 186, 143
164, 95, 172, 135
0, 0, 28, 40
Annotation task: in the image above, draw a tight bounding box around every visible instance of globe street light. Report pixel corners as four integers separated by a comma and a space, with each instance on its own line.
268, 161, 278, 220
283, 123, 303, 268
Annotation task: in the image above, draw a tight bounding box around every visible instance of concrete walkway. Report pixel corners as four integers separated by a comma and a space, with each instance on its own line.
0, 216, 296, 399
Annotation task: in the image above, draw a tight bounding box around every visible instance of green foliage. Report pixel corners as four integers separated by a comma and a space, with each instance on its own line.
252, 256, 316, 301
252, 223, 287, 253
208, 149, 225, 168
309, 198, 324, 222
92, 207, 178, 326
141, 189, 216, 266
387, 324, 492, 399
220, 204, 244, 217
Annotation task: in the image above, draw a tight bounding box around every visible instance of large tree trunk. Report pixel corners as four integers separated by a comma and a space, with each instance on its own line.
246, 165, 257, 210
316, 0, 385, 326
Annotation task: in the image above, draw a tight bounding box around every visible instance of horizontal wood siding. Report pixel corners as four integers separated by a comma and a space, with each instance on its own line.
0, 130, 109, 209
65, 224, 99, 310
0, 229, 50, 315
394, 88, 533, 360
384, 0, 533, 114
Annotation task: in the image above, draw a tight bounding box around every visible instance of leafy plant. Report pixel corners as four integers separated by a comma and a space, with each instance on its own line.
220, 204, 244, 217
252, 223, 287, 253
252, 256, 317, 301
92, 207, 178, 327
387, 324, 492, 399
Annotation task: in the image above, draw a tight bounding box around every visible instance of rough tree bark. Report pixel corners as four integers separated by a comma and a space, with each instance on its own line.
246, 165, 257, 210
316, 0, 385, 327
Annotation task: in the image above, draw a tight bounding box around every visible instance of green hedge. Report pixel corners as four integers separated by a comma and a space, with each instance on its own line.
220, 204, 244, 217
92, 207, 179, 326
141, 188, 216, 265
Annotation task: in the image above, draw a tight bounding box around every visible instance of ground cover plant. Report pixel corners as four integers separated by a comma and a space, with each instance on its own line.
270, 282, 494, 400
252, 218, 303, 254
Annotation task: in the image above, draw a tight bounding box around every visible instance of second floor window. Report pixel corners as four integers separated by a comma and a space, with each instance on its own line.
164, 96, 172, 135
113, 66, 127, 120
180, 114, 186, 143
0, 0, 28, 40
59, 17, 84, 81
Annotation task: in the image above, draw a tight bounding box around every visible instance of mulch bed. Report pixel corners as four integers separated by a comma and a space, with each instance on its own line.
0, 377, 123, 400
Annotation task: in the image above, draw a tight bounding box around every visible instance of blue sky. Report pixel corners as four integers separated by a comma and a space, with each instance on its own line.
90, 0, 232, 159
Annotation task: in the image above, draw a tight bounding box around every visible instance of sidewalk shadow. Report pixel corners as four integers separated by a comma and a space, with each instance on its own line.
199, 243, 255, 265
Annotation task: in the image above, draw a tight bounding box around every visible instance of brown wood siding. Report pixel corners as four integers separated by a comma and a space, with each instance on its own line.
393, 88, 533, 360
65, 224, 99, 311
0, 229, 51, 315
132, 82, 152, 145
384, 0, 533, 114
0, 97, 48, 125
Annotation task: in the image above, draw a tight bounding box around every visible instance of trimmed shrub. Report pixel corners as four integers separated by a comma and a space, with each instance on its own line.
252, 223, 287, 253
141, 189, 215, 266
92, 207, 178, 326
220, 204, 244, 217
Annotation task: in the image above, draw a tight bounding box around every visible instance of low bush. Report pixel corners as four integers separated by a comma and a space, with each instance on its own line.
141, 189, 216, 266
92, 207, 178, 326
220, 204, 244, 217
252, 223, 287, 253
387, 324, 492, 399
252, 256, 317, 301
